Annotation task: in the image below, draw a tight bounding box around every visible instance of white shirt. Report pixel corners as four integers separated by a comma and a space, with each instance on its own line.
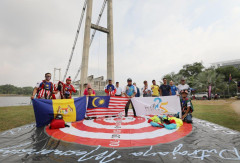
177, 84, 190, 94
141, 86, 152, 96
115, 87, 122, 95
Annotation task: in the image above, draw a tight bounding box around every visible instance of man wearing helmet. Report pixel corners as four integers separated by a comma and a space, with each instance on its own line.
62, 76, 76, 99
31, 73, 55, 99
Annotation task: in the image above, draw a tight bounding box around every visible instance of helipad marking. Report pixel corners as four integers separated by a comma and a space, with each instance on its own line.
83, 118, 149, 129
59, 123, 178, 140
45, 116, 193, 148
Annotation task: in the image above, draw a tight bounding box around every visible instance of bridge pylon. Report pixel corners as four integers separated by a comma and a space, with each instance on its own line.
80, 0, 114, 96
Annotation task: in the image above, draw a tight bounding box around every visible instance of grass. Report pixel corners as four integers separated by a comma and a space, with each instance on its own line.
192, 100, 240, 131
0, 105, 35, 132
0, 100, 239, 132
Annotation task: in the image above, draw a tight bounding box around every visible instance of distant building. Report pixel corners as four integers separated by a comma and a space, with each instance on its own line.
211, 59, 240, 69
73, 75, 106, 91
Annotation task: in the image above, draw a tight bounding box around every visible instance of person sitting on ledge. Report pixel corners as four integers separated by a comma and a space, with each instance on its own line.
179, 89, 193, 123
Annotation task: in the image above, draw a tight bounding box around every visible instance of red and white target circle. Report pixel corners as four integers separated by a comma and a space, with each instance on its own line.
45, 116, 192, 148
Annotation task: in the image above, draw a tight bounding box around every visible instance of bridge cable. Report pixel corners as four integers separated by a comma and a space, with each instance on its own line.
62, 0, 88, 81
73, 0, 107, 82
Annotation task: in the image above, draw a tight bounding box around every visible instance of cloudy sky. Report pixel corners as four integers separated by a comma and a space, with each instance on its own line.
1, 0, 240, 88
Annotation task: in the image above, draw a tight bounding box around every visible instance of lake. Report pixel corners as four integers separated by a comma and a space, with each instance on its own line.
0, 96, 82, 107
0, 96, 31, 107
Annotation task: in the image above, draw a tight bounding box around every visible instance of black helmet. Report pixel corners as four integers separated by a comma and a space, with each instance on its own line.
55, 114, 63, 119
127, 78, 132, 82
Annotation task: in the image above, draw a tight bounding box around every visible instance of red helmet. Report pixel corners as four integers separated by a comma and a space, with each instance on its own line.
66, 76, 71, 82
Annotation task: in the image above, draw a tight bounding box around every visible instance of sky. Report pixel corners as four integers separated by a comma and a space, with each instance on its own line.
1, 0, 240, 88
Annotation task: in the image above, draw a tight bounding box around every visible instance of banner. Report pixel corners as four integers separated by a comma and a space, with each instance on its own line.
87, 96, 129, 117
131, 96, 181, 116
32, 96, 86, 127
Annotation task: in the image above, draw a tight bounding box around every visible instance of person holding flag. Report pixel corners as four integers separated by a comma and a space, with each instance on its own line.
31, 73, 55, 99
105, 78, 116, 96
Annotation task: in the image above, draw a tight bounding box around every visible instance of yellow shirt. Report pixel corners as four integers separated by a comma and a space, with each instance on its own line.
151, 85, 159, 96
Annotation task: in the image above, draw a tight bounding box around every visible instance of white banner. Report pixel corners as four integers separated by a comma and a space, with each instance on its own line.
131, 96, 181, 116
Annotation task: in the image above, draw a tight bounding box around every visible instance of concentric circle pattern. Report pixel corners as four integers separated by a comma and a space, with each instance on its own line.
45, 116, 192, 148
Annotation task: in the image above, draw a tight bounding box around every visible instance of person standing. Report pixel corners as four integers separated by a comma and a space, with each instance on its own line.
151, 80, 160, 97
133, 82, 140, 97
31, 73, 55, 99
62, 76, 76, 99
87, 88, 95, 96
141, 80, 152, 97
169, 80, 177, 96
123, 78, 137, 117
160, 78, 172, 96
83, 84, 96, 96
105, 78, 116, 96
177, 77, 190, 95
115, 82, 122, 96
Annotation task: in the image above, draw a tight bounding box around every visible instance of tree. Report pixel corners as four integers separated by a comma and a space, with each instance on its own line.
216, 66, 240, 96
163, 72, 182, 85
192, 68, 226, 94
0, 84, 34, 95
178, 62, 204, 78
178, 62, 205, 87
216, 66, 240, 82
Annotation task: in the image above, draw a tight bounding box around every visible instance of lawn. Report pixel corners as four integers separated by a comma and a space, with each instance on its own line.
192, 100, 240, 131
0, 100, 240, 132
0, 105, 35, 132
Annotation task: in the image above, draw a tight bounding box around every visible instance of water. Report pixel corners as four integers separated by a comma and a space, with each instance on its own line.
0, 96, 31, 107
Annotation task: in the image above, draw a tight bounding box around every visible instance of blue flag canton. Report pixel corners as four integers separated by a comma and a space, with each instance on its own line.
87, 96, 110, 109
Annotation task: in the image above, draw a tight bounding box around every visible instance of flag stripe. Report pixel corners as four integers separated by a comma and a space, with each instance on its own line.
86, 96, 128, 117
87, 109, 124, 113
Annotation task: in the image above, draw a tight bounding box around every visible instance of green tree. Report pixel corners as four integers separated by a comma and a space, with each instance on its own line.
216, 66, 240, 81
0, 84, 34, 95
192, 68, 226, 94
178, 62, 205, 87
216, 66, 240, 96
163, 72, 182, 85
179, 62, 204, 78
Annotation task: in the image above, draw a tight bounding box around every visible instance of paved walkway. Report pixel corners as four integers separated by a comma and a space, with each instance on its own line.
231, 100, 240, 115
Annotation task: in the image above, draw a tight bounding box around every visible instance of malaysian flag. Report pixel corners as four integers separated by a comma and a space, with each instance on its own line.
86, 96, 129, 117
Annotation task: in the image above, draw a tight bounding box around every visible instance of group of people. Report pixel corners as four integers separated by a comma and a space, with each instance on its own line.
103, 78, 190, 98
102, 77, 192, 123
31, 73, 193, 123
31, 73, 76, 100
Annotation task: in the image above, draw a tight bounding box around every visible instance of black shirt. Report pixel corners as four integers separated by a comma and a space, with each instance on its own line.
160, 84, 171, 96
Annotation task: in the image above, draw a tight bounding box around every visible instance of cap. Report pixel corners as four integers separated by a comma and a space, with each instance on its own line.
181, 77, 185, 81
127, 78, 132, 81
